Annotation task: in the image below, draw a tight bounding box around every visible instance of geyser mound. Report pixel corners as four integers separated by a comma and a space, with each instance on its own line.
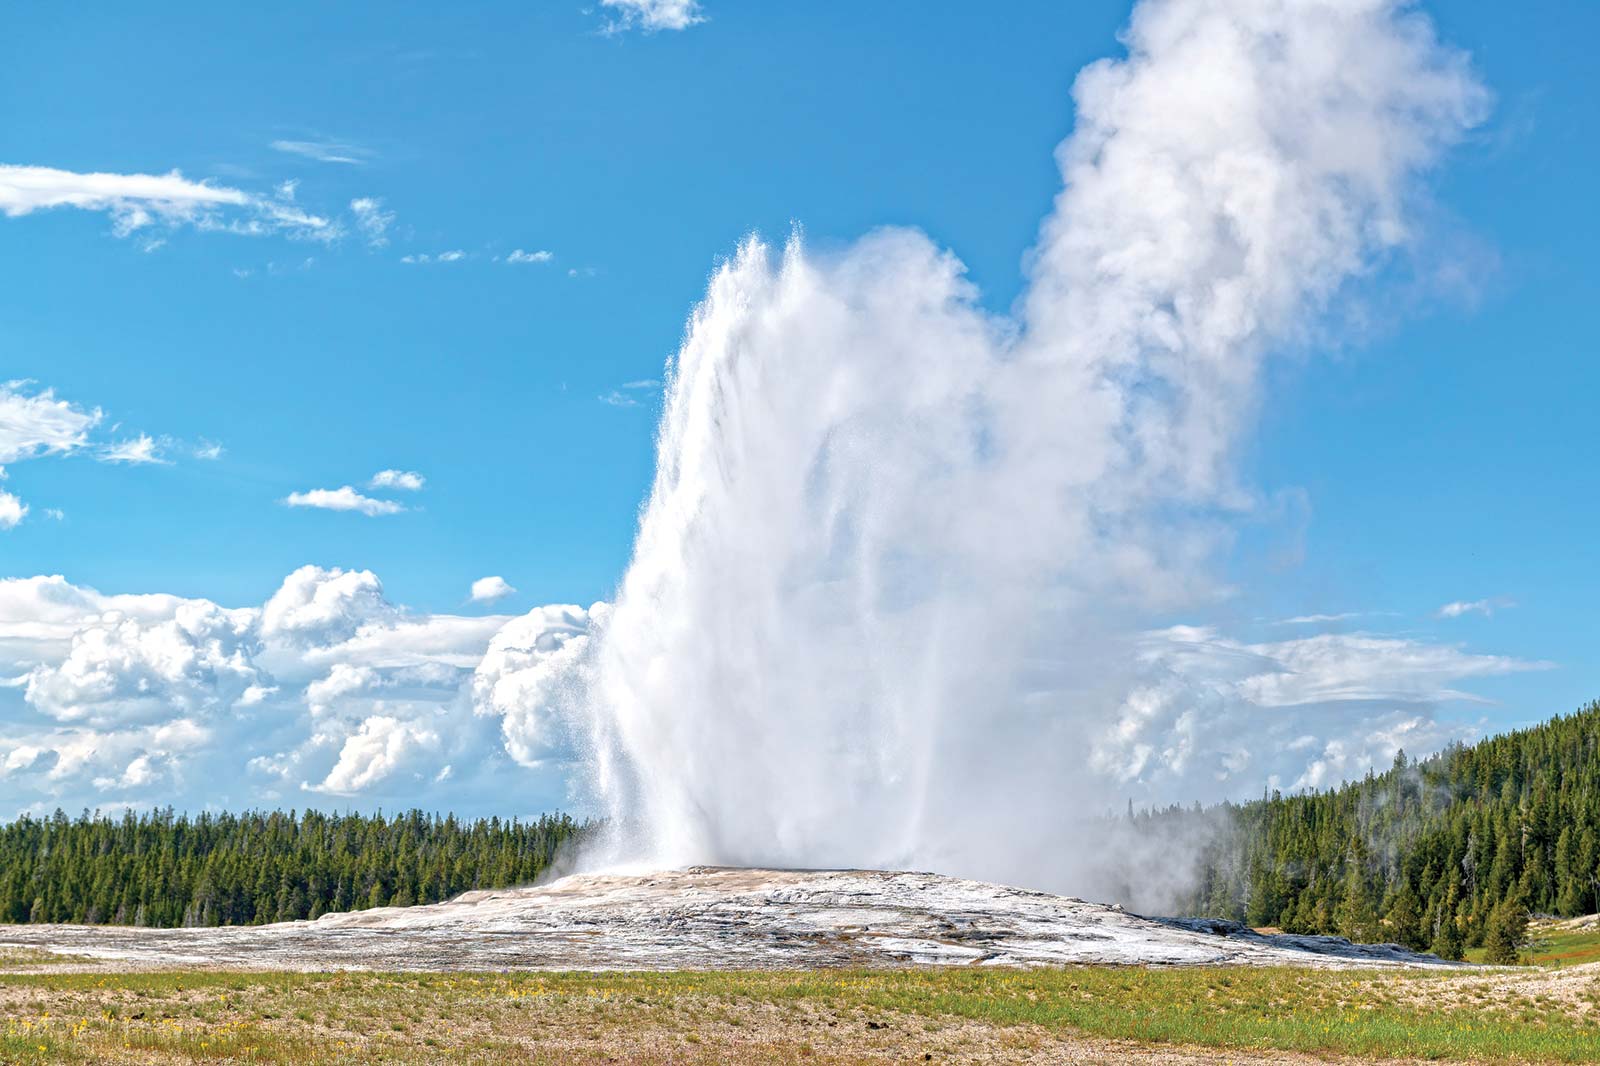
0, 868, 1454, 972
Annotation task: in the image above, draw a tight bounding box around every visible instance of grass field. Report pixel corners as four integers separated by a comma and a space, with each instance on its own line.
1464, 917, 1600, 968
3, 957, 1600, 1065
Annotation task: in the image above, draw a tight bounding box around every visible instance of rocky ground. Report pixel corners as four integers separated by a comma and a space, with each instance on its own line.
0, 867, 1451, 972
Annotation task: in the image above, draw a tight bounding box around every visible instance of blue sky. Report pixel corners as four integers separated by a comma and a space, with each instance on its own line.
1, 0, 1596, 819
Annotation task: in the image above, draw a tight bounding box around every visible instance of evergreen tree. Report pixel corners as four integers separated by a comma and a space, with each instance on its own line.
1482, 898, 1530, 965
0, 808, 586, 928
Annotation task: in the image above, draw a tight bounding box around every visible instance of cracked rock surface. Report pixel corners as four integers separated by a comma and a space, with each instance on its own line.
0, 867, 1456, 972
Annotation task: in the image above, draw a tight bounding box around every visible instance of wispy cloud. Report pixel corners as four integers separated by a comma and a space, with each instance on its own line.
369, 469, 424, 492
599, 0, 705, 33
284, 486, 405, 516
0, 380, 101, 464
270, 139, 373, 166
350, 197, 394, 248
505, 249, 552, 264
194, 441, 224, 461
1436, 597, 1514, 619
401, 250, 466, 265
599, 379, 661, 407
0, 164, 338, 242
101, 433, 169, 465
1276, 612, 1363, 625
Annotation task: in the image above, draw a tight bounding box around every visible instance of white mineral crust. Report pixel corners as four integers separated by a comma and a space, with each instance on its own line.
0, 868, 1458, 971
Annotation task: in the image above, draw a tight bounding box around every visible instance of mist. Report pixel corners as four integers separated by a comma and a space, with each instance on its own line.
557, 0, 1488, 897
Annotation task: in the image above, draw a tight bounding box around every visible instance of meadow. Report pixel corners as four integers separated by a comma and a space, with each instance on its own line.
3, 942, 1600, 1065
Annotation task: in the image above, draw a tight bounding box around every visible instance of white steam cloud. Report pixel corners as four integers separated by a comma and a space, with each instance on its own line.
537, 0, 1490, 890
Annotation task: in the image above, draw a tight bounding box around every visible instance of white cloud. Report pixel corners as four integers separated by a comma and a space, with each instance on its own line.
469, 576, 516, 603
0, 491, 26, 530
1091, 625, 1550, 795
0, 567, 519, 808
0, 164, 337, 242
401, 250, 466, 265
270, 139, 372, 165
471, 604, 596, 767
259, 566, 395, 649
0, 381, 172, 523
599, 0, 704, 33
350, 197, 394, 247
23, 601, 261, 727
0, 165, 249, 229
101, 433, 168, 465
598, 379, 660, 407
311, 714, 440, 794
369, 469, 424, 491
283, 486, 405, 516
1276, 612, 1362, 625
1436, 597, 1512, 619
506, 249, 553, 264
194, 440, 224, 461
0, 381, 101, 464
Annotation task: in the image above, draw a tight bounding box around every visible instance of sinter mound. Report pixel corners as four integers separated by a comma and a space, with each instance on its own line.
0, 867, 1456, 972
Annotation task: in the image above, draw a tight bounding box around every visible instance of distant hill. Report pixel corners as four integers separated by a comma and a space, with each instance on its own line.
1163, 701, 1600, 961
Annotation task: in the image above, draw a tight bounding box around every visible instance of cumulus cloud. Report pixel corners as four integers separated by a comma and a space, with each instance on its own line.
1091, 626, 1549, 795
469, 576, 515, 603
599, 0, 704, 33
22, 602, 261, 727
0, 567, 525, 811
0, 164, 338, 242
311, 715, 441, 794
259, 566, 395, 649
0, 492, 25, 530
369, 469, 424, 491
283, 486, 405, 516
506, 249, 553, 264
471, 604, 597, 767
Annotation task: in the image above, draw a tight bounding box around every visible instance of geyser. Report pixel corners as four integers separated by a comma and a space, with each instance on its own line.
567, 0, 1487, 894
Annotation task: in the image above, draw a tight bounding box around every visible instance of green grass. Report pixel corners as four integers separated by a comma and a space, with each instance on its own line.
1464, 919, 1600, 967
1, 965, 1598, 1063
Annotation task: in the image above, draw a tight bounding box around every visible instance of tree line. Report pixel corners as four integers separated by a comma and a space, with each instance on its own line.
1152, 701, 1600, 962
0, 808, 586, 928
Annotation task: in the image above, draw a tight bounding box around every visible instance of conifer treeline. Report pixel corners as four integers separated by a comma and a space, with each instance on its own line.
0, 808, 586, 928
1161, 701, 1600, 962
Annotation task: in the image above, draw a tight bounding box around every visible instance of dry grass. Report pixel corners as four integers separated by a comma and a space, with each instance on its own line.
2, 963, 1598, 1064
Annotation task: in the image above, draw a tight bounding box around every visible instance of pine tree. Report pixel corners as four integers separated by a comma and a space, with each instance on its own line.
1483, 898, 1530, 965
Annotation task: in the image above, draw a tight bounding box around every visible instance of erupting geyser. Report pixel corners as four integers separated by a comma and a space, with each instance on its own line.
553, 0, 1487, 893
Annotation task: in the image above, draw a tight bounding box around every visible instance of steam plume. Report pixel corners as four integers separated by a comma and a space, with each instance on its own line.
569, 0, 1487, 892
